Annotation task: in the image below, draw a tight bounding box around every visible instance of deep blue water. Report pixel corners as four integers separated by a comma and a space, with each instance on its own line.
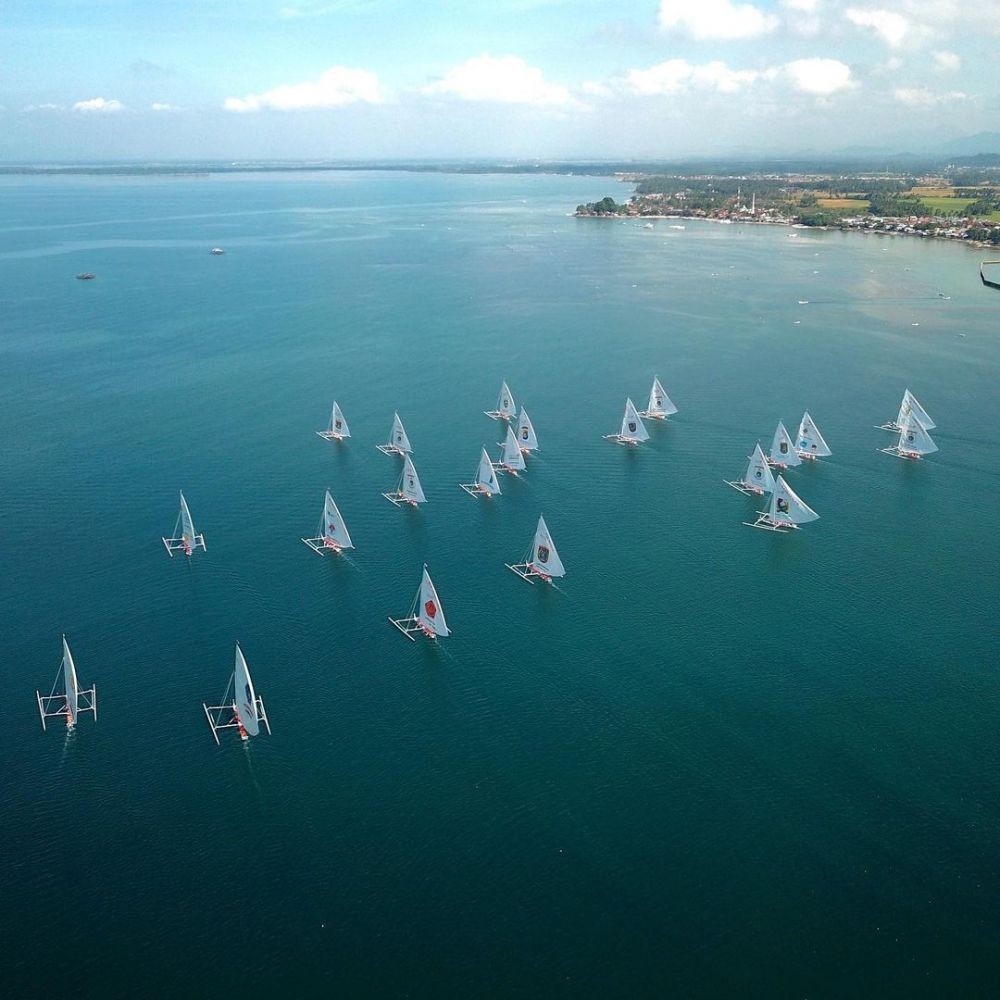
1, 171, 998, 998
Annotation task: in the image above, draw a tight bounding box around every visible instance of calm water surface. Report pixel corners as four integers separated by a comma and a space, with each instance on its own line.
1, 171, 998, 998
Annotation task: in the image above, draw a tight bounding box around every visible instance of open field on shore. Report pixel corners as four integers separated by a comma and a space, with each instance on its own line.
818, 197, 869, 210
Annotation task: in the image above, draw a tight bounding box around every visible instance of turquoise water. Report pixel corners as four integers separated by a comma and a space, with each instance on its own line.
2, 171, 999, 997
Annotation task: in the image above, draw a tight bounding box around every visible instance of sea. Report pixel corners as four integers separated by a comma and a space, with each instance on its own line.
1, 170, 998, 998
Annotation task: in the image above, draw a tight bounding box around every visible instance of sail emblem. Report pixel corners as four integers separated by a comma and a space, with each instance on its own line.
537, 545, 550, 563
521, 428, 529, 440
408, 476, 414, 487
327, 523, 337, 534
424, 600, 437, 618
334, 419, 342, 429
907, 432, 915, 442
628, 421, 637, 433
777, 497, 790, 513
779, 441, 789, 454
243, 683, 253, 712
396, 433, 403, 442
754, 469, 762, 479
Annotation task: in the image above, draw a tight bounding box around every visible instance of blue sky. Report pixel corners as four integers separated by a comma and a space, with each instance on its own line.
3, 0, 996, 160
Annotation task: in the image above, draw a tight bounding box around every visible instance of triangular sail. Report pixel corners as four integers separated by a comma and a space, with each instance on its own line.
796, 411, 832, 457
744, 443, 776, 491
647, 377, 678, 416
516, 408, 538, 450
320, 491, 354, 548
496, 381, 516, 419
399, 455, 426, 502
530, 515, 565, 578
330, 401, 350, 438
501, 427, 526, 470
62, 636, 79, 726
620, 398, 650, 442
233, 643, 260, 737
769, 421, 802, 466
897, 415, 938, 455
389, 412, 412, 453
770, 475, 819, 524
179, 492, 196, 540
897, 389, 935, 430
417, 567, 449, 636
476, 448, 501, 494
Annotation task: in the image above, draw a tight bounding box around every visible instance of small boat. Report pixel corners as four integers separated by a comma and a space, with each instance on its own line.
493, 426, 526, 476
515, 407, 538, 453
36, 636, 97, 732
638, 376, 678, 420
604, 397, 650, 446
376, 412, 413, 456
209, 248, 225, 255
745, 475, 819, 532
203, 642, 271, 744
162, 491, 206, 557
725, 442, 776, 495
643, 222, 654, 229
795, 412, 831, 460
880, 414, 939, 460
383, 454, 427, 507
506, 515, 565, 585
460, 448, 502, 498
389, 565, 450, 640
75, 273, 96, 280
301, 490, 354, 554
767, 421, 802, 469
316, 401, 350, 442
484, 380, 517, 421
877, 389, 935, 432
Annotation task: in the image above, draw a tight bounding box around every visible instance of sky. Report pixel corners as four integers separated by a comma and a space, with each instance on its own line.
2, 0, 997, 161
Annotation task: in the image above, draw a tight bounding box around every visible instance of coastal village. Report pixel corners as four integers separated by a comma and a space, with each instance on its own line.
575, 171, 1000, 248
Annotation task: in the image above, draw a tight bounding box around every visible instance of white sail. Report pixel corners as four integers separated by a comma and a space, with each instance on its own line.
62, 636, 79, 727
516, 407, 538, 451
321, 491, 354, 549
744, 443, 776, 491
233, 642, 259, 737
897, 414, 939, 455
179, 491, 196, 541
400, 455, 426, 503
388, 412, 412, 453
530, 515, 565, 578
501, 426, 526, 470
769, 421, 802, 466
898, 389, 935, 430
769, 475, 819, 525
330, 401, 350, 438
646, 377, 678, 416
476, 448, 501, 494
496, 381, 516, 419
417, 567, 449, 636
619, 398, 650, 442
796, 411, 832, 458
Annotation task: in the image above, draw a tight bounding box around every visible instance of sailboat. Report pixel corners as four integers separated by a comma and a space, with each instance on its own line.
203, 642, 272, 744
638, 377, 678, 419
506, 515, 565, 584
795, 411, 832, 460
36, 636, 97, 731
604, 397, 650, 446
460, 447, 502, 498
383, 454, 427, 507
767, 421, 802, 469
515, 407, 538, 453
302, 490, 355, 554
878, 388, 936, 432
316, 401, 350, 441
745, 475, 819, 532
376, 412, 413, 456
162, 491, 207, 556
725, 442, 776, 495
493, 426, 527, 476
389, 565, 450, 640
880, 413, 939, 460
484, 380, 517, 421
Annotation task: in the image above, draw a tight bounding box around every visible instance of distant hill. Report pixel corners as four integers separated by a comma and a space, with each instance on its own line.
934, 132, 1000, 157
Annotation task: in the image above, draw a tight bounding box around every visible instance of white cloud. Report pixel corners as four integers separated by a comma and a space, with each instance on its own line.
73, 97, 125, 113
581, 80, 613, 98
421, 55, 572, 106
23, 103, 62, 112
626, 59, 767, 96
150, 102, 181, 112
932, 49, 960, 73
893, 86, 966, 106
224, 66, 384, 112
658, 0, 778, 41
845, 7, 910, 46
784, 58, 855, 94
781, 0, 820, 10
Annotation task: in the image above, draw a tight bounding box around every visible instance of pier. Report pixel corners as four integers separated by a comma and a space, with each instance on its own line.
981, 261, 1000, 290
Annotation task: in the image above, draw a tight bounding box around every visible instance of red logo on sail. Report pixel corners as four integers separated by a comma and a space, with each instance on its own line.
424, 600, 437, 619
536, 545, 550, 563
